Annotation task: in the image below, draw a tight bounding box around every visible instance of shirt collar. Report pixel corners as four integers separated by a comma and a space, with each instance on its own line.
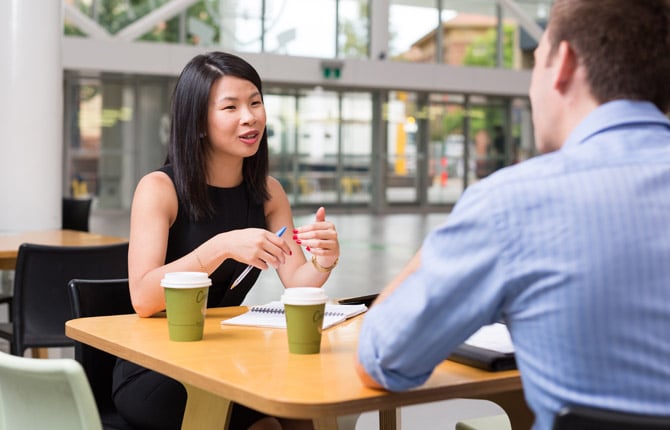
562, 100, 670, 150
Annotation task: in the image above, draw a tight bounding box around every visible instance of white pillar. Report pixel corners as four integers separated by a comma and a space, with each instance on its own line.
369, 0, 389, 61
0, 0, 63, 232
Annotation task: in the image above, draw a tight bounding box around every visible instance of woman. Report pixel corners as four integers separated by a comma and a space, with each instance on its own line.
112, 51, 340, 430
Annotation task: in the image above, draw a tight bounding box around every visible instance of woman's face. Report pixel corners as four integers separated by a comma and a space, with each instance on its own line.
206, 75, 266, 159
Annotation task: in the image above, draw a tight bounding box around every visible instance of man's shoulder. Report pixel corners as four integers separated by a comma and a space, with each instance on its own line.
476, 153, 566, 192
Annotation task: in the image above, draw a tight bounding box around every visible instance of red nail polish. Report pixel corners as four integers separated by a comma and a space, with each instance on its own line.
306, 246, 311, 251
293, 229, 298, 234
296, 240, 302, 244
292, 235, 298, 240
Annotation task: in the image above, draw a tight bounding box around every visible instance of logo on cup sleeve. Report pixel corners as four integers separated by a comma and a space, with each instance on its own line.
313, 309, 324, 332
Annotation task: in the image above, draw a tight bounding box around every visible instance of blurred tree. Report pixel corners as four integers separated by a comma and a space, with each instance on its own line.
339, 1, 369, 58
463, 23, 516, 68
64, 0, 218, 45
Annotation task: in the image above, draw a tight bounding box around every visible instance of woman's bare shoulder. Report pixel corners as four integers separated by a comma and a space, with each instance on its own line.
131, 170, 178, 224
264, 175, 290, 216
135, 170, 174, 193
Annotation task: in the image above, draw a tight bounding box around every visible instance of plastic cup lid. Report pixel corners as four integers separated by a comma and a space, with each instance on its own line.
281, 287, 328, 305
160, 271, 212, 288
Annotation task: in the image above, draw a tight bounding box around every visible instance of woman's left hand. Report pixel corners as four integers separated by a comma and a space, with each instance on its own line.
293, 206, 339, 263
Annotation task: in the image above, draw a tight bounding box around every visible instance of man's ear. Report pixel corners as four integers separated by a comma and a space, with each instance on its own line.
552, 40, 579, 93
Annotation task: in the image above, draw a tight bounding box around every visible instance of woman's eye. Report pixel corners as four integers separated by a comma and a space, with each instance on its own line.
222, 105, 236, 110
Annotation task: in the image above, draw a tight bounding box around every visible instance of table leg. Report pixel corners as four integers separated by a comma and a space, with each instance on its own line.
379, 408, 401, 430
182, 383, 232, 429
312, 414, 361, 430
312, 409, 400, 430
313, 416, 339, 430
31, 348, 49, 359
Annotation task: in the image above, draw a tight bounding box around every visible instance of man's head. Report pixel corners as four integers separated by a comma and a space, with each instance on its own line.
530, 0, 670, 153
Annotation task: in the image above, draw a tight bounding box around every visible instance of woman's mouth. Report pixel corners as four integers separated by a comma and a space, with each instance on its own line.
239, 131, 259, 145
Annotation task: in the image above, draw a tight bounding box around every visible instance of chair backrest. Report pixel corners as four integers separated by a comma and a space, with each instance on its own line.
67, 278, 134, 417
0, 351, 102, 430
12, 242, 129, 356
62, 198, 92, 232
554, 405, 670, 430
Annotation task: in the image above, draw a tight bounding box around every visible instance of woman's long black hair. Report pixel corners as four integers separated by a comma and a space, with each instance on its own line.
165, 51, 270, 222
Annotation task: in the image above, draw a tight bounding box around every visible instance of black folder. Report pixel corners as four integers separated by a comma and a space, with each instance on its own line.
448, 343, 516, 371
337, 293, 379, 308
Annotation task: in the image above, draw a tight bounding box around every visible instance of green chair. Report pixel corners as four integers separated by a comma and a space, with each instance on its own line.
0, 351, 102, 430
456, 414, 511, 430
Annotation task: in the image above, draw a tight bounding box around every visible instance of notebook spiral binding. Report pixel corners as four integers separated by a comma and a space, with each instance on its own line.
250, 305, 345, 317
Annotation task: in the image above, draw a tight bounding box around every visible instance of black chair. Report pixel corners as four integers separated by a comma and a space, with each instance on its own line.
0, 292, 11, 320
62, 197, 93, 232
554, 405, 670, 430
0, 263, 14, 354
0, 293, 11, 347
68, 278, 135, 430
2, 242, 128, 356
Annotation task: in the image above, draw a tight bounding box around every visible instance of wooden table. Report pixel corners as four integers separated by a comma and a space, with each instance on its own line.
66, 307, 533, 430
0, 229, 128, 270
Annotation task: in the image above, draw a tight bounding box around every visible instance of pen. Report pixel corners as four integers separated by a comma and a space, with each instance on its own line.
230, 226, 287, 289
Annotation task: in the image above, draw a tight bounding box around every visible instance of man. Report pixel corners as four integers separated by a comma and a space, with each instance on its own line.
356, 1, 670, 429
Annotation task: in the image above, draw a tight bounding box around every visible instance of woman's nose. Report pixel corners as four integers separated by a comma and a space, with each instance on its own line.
240, 107, 257, 125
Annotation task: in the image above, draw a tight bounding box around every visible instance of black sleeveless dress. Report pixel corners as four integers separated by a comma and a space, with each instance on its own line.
112, 166, 269, 430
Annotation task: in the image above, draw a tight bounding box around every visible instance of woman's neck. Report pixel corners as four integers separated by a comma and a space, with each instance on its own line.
206, 156, 243, 188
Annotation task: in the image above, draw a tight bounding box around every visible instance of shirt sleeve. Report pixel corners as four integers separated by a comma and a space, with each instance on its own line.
357, 180, 511, 391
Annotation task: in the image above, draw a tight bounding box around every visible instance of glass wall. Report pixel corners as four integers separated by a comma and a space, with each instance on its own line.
64, 77, 379, 211
386, 91, 420, 204
388, 0, 550, 70
427, 94, 468, 204
340, 92, 373, 204
265, 89, 373, 206
65, 0, 371, 59
65, 0, 550, 68
64, 72, 534, 213
63, 74, 173, 210
62, 1, 541, 214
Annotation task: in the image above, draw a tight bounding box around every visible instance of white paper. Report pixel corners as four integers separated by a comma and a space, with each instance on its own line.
221, 301, 367, 330
464, 323, 515, 354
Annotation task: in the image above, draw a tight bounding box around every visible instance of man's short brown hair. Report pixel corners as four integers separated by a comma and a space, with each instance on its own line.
548, 0, 670, 112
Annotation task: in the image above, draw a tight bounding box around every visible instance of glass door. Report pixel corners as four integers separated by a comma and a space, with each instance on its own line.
266, 88, 373, 208
427, 93, 467, 205
64, 75, 172, 211
386, 91, 420, 204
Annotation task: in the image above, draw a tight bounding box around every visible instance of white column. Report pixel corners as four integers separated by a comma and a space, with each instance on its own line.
369, 0, 389, 60
0, 0, 63, 232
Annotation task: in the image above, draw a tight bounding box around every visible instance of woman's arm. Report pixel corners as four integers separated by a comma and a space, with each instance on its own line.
373, 249, 422, 305
127, 171, 180, 316
265, 176, 340, 289
129, 173, 297, 317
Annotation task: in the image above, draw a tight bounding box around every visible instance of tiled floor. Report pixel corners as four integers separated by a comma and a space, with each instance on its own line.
0, 209, 510, 429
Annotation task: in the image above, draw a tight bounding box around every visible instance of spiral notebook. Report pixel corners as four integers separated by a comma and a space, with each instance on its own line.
221, 301, 368, 330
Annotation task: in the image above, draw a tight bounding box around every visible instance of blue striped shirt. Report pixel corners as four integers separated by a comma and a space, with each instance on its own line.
358, 100, 670, 429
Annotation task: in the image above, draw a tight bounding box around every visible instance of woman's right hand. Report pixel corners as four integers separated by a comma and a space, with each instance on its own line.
219, 228, 292, 270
